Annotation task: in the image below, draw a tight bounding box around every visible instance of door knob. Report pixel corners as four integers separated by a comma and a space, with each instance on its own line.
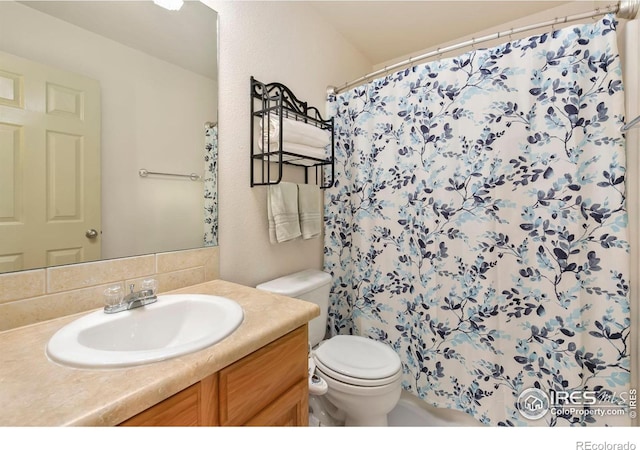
85, 229, 99, 239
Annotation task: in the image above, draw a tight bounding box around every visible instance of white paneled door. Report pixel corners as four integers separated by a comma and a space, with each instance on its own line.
0, 50, 101, 273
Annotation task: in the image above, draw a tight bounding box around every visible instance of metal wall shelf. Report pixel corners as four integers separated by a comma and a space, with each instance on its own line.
250, 76, 335, 189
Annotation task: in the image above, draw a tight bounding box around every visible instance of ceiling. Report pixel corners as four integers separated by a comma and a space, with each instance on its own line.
306, 1, 582, 66
18, 1, 612, 80
20, 0, 218, 79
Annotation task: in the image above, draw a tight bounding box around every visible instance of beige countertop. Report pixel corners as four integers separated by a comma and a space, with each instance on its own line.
0, 279, 319, 426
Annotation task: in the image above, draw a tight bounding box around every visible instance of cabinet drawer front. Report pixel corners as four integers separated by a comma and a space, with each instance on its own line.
219, 326, 308, 425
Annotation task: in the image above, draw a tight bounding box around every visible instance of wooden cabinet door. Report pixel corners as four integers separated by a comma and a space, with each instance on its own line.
218, 326, 308, 426
244, 379, 308, 426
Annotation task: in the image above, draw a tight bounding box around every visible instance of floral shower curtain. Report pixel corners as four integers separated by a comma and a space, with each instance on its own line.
324, 16, 631, 426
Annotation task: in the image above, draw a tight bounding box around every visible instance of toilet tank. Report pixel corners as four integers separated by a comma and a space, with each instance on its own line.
256, 269, 331, 347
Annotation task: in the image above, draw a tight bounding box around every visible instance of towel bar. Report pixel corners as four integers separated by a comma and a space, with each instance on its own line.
138, 168, 201, 181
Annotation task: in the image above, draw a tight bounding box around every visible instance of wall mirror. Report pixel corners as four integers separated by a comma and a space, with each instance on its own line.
0, 0, 218, 274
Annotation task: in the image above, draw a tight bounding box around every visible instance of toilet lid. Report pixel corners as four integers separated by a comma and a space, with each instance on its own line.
313, 335, 401, 380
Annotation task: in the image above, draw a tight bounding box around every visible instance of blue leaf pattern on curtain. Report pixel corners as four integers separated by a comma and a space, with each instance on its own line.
324, 15, 630, 426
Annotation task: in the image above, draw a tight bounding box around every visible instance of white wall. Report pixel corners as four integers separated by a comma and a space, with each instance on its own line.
204, 0, 371, 287
0, 2, 216, 260
374, 1, 618, 70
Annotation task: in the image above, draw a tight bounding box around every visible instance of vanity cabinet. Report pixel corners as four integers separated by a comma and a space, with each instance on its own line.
120, 325, 308, 427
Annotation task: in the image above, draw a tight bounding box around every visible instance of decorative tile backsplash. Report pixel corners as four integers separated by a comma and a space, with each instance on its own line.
0, 247, 219, 331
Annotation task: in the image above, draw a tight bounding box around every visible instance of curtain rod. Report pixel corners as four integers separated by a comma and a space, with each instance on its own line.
328, 0, 639, 96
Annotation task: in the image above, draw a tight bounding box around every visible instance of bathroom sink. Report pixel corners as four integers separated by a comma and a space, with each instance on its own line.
46, 294, 244, 369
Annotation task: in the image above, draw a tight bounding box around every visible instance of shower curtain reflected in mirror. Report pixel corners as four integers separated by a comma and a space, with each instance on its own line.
204, 122, 218, 246
325, 15, 631, 426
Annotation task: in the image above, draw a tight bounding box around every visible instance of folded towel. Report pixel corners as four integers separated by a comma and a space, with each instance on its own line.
258, 139, 327, 166
298, 183, 322, 239
261, 114, 331, 149
267, 182, 301, 244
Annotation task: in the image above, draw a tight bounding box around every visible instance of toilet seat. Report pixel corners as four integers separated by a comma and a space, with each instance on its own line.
313, 335, 401, 387
315, 359, 402, 387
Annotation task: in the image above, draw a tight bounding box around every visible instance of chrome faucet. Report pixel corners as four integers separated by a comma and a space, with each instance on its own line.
103, 281, 158, 314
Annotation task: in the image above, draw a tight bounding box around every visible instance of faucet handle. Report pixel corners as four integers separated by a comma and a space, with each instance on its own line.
129, 283, 135, 294
104, 284, 124, 309
141, 278, 158, 296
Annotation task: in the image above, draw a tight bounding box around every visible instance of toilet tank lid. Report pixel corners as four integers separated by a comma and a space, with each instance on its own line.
256, 269, 332, 296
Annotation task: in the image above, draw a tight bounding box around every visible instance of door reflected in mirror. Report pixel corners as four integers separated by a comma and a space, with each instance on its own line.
0, 0, 218, 274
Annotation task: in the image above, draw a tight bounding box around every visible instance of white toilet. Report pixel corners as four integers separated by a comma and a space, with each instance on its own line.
256, 269, 402, 426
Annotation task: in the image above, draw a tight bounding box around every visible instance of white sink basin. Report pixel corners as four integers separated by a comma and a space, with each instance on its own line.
46, 294, 244, 369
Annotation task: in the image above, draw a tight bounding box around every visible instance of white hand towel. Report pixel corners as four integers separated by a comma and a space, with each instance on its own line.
261, 115, 331, 148
268, 182, 302, 244
298, 183, 322, 240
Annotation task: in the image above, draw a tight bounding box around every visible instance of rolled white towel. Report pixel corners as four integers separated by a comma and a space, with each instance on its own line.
260, 115, 330, 148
